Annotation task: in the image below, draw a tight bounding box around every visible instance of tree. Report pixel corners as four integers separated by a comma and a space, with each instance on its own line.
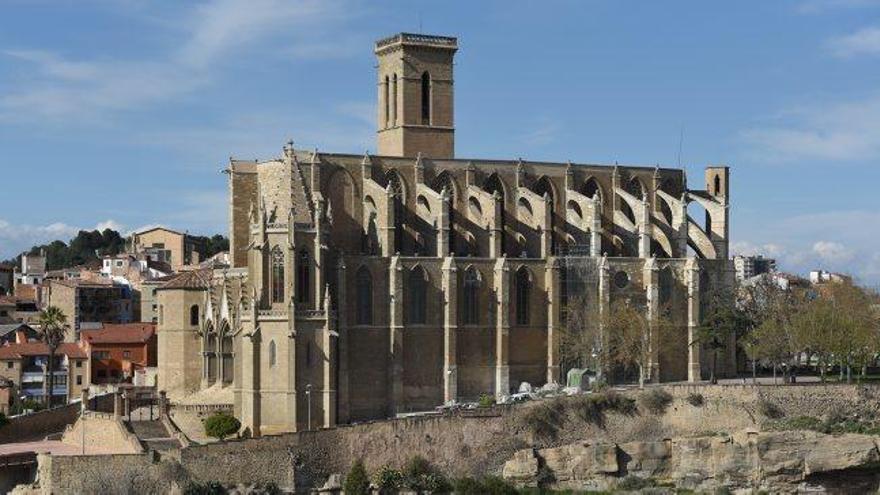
344, 460, 370, 495
559, 294, 606, 383
603, 299, 673, 388
823, 282, 879, 383
203, 412, 241, 440
697, 286, 750, 384
38, 306, 68, 408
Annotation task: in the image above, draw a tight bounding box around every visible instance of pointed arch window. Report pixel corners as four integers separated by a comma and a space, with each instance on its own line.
269, 340, 277, 367
189, 305, 200, 326
271, 246, 285, 303
421, 71, 431, 125
408, 266, 428, 324
392, 74, 398, 125
463, 268, 480, 325
356, 266, 373, 325
296, 249, 310, 305
515, 267, 531, 325
714, 175, 721, 195
384, 75, 390, 128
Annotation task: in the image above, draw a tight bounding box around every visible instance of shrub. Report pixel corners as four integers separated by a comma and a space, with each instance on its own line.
183, 481, 226, 495
638, 389, 673, 415
203, 412, 241, 440
599, 390, 638, 416
0, 413, 8, 428
400, 456, 451, 493
572, 394, 605, 425
344, 460, 370, 495
757, 399, 785, 419
617, 475, 653, 490
478, 394, 496, 408
521, 399, 566, 440
686, 392, 704, 407
372, 465, 403, 493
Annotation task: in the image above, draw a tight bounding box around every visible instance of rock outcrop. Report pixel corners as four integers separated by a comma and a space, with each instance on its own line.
502, 430, 880, 492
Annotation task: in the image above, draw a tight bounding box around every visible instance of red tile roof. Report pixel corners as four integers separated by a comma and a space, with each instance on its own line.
81, 323, 156, 345
0, 342, 87, 360
159, 268, 211, 290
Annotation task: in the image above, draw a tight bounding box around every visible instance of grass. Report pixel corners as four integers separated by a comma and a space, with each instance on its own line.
757, 399, 785, 419
767, 414, 880, 436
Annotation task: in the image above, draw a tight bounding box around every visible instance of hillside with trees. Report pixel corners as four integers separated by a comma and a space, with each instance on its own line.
3, 229, 229, 271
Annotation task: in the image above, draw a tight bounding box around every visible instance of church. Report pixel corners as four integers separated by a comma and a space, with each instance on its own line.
156, 32, 735, 436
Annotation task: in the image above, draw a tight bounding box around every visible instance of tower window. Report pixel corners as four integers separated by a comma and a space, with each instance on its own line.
356, 266, 373, 325
714, 175, 721, 195
421, 71, 431, 125
271, 247, 285, 303
392, 74, 398, 125
189, 305, 199, 326
297, 250, 310, 305
515, 267, 531, 325
384, 75, 390, 128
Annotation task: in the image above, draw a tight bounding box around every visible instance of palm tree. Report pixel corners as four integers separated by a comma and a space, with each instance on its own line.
38, 306, 68, 408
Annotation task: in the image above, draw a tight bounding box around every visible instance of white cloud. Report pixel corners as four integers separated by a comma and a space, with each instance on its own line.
828, 26, 880, 58
811, 240, 855, 263
734, 209, 880, 284
0, 0, 357, 124
0, 219, 124, 259
739, 93, 880, 163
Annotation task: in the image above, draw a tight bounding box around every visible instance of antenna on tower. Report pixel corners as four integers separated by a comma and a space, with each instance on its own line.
677, 124, 685, 168
418, 12, 423, 33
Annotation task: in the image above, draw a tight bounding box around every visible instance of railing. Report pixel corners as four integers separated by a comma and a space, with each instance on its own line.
258, 309, 288, 318
376, 32, 457, 49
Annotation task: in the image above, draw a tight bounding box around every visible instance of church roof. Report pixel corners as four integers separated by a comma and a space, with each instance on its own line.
159, 269, 212, 291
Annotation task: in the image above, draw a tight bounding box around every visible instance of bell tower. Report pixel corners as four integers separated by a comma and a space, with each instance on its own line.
375, 33, 457, 158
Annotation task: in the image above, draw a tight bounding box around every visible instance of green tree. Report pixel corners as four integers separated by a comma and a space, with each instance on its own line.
604, 299, 674, 387
203, 412, 241, 440
344, 460, 370, 495
37, 306, 68, 408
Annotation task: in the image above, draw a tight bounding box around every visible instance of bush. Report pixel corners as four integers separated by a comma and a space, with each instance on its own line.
183, 481, 226, 495
0, 413, 8, 428
571, 394, 605, 425
344, 460, 370, 495
598, 390, 638, 416
638, 389, 673, 415
203, 412, 241, 440
521, 399, 566, 440
372, 465, 402, 493
757, 399, 785, 419
617, 475, 653, 490
686, 392, 704, 407
478, 394, 496, 408
453, 476, 518, 495
400, 456, 451, 493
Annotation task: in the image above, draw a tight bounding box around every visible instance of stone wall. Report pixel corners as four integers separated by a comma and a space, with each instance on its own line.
35, 384, 880, 494
0, 394, 113, 444
60, 412, 142, 454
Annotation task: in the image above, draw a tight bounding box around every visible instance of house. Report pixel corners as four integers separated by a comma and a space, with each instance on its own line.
44, 279, 134, 339
0, 341, 89, 405
130, 227, 205, 271
0, 296, 41, 325
80, 323, 157, 385
0, 323, 39, 345
0, 264, 13, 296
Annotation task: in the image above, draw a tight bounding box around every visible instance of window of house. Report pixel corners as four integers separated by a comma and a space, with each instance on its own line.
6, 362, 12, 370
115, 261, 123, 267
123, 351, 131, 359
76, 361, 82, 368
76, 375, 82, 385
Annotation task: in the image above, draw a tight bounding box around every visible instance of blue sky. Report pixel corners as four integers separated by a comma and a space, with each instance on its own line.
1, 0, 879, 284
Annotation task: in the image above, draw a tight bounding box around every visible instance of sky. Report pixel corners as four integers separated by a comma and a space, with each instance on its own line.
0, 0, 879, 284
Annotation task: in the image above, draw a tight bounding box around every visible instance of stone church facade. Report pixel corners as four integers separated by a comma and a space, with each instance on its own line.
157, 33, 735, 436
